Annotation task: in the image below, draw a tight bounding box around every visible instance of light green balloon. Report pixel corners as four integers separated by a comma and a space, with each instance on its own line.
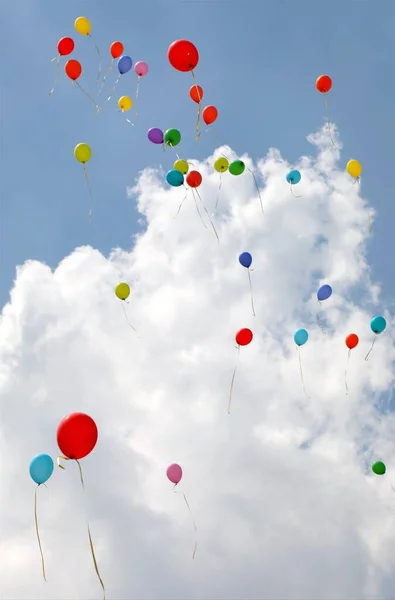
229, 160, 245, 176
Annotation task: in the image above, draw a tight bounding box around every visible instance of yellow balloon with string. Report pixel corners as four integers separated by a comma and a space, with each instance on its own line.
74, 16, 91, 35
173, 159, 189, 175
74, 143, 93, 219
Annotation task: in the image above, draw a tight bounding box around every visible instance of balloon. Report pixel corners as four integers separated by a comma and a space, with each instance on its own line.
115, 282, 130, 300
65, 59, 82, 80
148, 128, 164, 144
214, 157, 229, 173
164, 128, 181, 147
286, 170, 301, 184
166, 463, 182, 485
239, 252, 252, 269
316, 75, 332, 93
57, 412, 98, 460
74, 16, 91, 36
317, 284, 332, 301
370, 316, 386, 334
294, 328, 308, 346
29, 454, 54, 485
110, 41, 124, 59
235, 328, 253, 346
134, 61, 148, 77
168, 40, 199, 72
229, 160, 245, 176
345, 333, 359, 350
372, 461, 386, 475
57, 37, 74, 56
190, 85, 203, 103
118, 96, 132, 111
346, 159, 362, 179
174, 159, 189, 175
118, 55, 133, 74
186, 170, 202, 188
74, 143, 91, 164
202, 105, 218, 125
166, 169, 184, 187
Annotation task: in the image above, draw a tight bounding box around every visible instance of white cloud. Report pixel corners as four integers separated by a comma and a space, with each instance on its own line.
1, 124, 395, 599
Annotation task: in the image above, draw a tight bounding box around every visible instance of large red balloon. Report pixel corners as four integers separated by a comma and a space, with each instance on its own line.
57, 412, 98, 460
202, 105, 218, 125
168, 39, 199, 72
110, 41, 124, 59
186, 170, 202, 188
345, 333, 359, 350
65, 59, 82, 80
235, 328, 253, 346
58, 37, 75, 56
315, 74, 332, 93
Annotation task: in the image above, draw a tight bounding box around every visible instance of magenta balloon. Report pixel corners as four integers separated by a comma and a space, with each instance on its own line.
166, 463, 182, 485
148, 127, 163, 144
134, 61, 148, 77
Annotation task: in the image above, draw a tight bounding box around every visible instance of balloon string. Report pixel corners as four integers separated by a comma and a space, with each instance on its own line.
74, 81, 100, 111
82, 164, 93, 221
99, 74, 120, 111
88, 35, 102, 85
316, 313, 326, 335
365, 336, 376, 361
215, 174, 223, 210
119, 110, 135, 126
183, 493, 198, 559
165, 143, 180, 160
97, 60, 113, 96
174, 186, 189, 218
57, 456, 106, 600
290, 183, 302, 198
135, 78, 141, 117
247, 268, 256, 317
195, 188, 220, 243
323, 96, 337, 149
191, 189, 207, 229
345, 349, 351, 394
34, 486, 47, 581
228, 345, 240, 414
247, 168, 264, 214
190, 71, 202, 140
297, 347, 310, 398
48, 55, 60, 95
121, 302, 139, 335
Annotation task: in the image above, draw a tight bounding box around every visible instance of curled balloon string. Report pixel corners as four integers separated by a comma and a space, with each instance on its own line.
82, 164, 93, 221
190, 69, 202, 140
228, 344, 240, 414
34, 485, 47, 581
97, 60, 114, 96
194, 189, 220, 243
345, 349, 351, 394
297, 347, 310, 398
247, 169, 264, 214
57, 456, 106, 600
289, 183, 302, 198
323, 96, 337, 149
99, 74, 121, 111
173, 186, 189, 218
73, 81, 100, 111
365, 336, 376, 361
247, 268, 256, 317
48, 56, 60, 95
121, 302, 139, 337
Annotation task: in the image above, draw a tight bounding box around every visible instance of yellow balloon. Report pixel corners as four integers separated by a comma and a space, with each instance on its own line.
115, 282, 130, 301
118, 96, 133, 111
173, 159, 189, 175
74, 143, 91, 164
214, 157, 229, 173
74, 16, 91, 36
346, 159, 362, 179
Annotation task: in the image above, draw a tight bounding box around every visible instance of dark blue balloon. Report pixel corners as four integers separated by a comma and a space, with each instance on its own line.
239, 252, 252, 268
317, 284, 332, 301
117, 55, 133, 75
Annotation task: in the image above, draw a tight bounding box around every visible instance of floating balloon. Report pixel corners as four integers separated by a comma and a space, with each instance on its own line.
344, 333, 359, 393
148, 127, 164, 144
294, 328, 308, 346
118, 55, 133, 74
317, 284, 332, 301
74, 144, 93, 219
57, 412, 98, 460
118, 95, 132, 111
235, 328, 253, 346
214, 157, 229, 173
315, 75, 332, 93
174, 159, 189, 175
30, 454, 54, 485
365, 316, 386, 361
186, 170, 202, 188
166, 169, 184, 187
164, 128, 181, 147
229, 160, 245, 176
372, 461, 386, 475
190, 85, 203, 103
115, 282, 130, 301
202, 105, 218, 125
110, 41, 124, 59
239, 252, 252, 269
286, 169, 301, 185
134, 61, 148, 77
65, 59, 81, 80
58, 37, 74, 56
168, 39, 199, 72
74, 16, 91, 35
166, 463, 183, 485
346, 159, 362, 179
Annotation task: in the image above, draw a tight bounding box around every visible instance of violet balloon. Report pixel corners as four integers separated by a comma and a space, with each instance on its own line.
166, 463, 182, 485
148, 127, 164, 144
134, 61, 148, 77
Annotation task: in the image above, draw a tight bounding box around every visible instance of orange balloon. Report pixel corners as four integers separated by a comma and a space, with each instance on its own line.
186, 170, 202, 188
65, 59, 82, 80
316, 74, 332, 93
345, 333, 359, 350
189, 85, 203, 103
110, 41, 123, 59
202, 105, 218, 125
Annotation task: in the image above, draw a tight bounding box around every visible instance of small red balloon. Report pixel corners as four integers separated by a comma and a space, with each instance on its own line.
235, 328, 253, 346
202, 105, 218, 125
186, 170, 202, 188
65, 59, 82, 80
189, 85, 203, 104
316, 74, 332, 93
345, 333, 359, 350
168, 39, 199, 72
110, 41, 124, 59
57, 412, 98, 460
57, 37, 75, 56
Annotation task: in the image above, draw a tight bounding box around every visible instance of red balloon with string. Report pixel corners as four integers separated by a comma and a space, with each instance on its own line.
57, 37, 75, 56
344, 333, 359, 394
186, 170, 202, 188
57, 412, 98, 460
235, 328, 253, 346
168, 39, 199, 71
190, 85, 203, 103
65, 59, 82, 80
315, 75, 332, 93
202, 105, 218, 125
110, 41, 124, 59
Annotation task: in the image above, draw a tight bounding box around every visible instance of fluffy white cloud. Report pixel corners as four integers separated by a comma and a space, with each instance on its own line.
1, 125, 395, 600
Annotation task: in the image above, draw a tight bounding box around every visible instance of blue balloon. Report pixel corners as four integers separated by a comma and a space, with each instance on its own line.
29, 454, 54, 485
166, 169, 184, 187
370, 316, 386, 335
117, 55, 133, 75
286, 170, 301, 185
294, 328, 308, 346
317, 284, 332, 301
239, 252, 252, 269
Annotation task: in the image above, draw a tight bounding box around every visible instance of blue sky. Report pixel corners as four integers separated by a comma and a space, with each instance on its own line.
1, 1, 394, 310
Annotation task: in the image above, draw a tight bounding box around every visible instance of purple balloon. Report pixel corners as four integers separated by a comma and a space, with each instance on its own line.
148, 128, 164, 144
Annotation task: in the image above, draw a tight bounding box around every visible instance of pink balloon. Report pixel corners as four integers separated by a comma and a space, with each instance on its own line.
134, 61, 148, 77
166, 463, 182, 485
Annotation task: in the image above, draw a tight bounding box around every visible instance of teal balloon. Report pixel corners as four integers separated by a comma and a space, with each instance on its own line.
294, 328, 308, 346
370, 316, 386, 334
166, 169, 184, 187
29, 453, 54, 485
286, 170, 301, 185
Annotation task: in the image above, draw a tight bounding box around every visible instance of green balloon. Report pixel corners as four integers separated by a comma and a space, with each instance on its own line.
372, 461, 386, 475
229, 160, 245, 176
164, 128, 181, 147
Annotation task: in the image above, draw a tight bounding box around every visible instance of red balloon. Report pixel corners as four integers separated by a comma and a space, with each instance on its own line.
235, 328, 253, 346
316, 74, 332, 93
65, 59, 82, 80
168, 39, 199, 72
57, 412, 98, 460
57, 37, 75, 56
189, 85, 203, 103
202, 105, 218, 125
110, 41, 124, 59
186, 170, 202, 188
345, 333, 359, 350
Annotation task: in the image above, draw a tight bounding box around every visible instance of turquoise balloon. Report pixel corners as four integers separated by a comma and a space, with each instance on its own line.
29, 453, 54, 485
286, 169, 301, 185
370, 316, 386, 334
294, 328, 308, 346
166, 169, 184, 187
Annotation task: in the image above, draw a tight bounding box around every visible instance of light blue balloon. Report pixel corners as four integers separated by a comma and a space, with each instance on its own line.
29, 454, 54, 485
370, 316, 386, 335
294, 328, 308, 346
286, 170, 301, 185
166, 169, 184, 187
